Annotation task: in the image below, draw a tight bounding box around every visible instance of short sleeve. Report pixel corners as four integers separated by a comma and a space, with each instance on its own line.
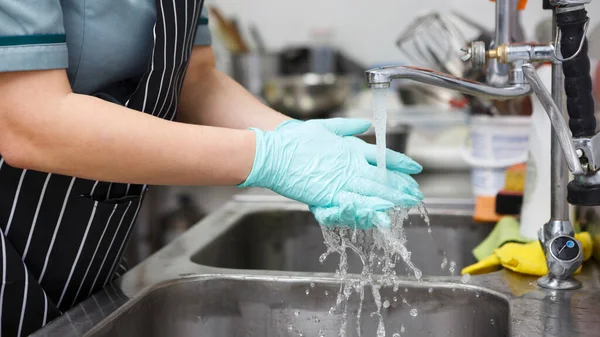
193, 6, 212, 46
0, 0, 69, 72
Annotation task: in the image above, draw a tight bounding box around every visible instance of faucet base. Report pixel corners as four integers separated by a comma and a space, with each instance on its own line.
537, 274, 582, 290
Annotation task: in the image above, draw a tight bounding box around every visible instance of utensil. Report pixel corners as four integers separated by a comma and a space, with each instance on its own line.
249, 24, 266, 54
396, 12, 490, 77
208, 7, 248, 54
229, 18, 250, 53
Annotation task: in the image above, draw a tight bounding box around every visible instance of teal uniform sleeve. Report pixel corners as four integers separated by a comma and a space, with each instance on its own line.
0, 0, 69, 72
193, 6, 212, 46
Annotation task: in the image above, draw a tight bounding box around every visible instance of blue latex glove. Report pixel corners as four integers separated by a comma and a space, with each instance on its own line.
240, 118, 423, 227
309, 193, 395, 230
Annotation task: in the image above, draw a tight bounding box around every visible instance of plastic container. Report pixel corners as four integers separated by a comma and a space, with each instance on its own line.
462, 115, 531, 197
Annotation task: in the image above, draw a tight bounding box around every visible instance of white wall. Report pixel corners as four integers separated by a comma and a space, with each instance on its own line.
208, 0, 600, 67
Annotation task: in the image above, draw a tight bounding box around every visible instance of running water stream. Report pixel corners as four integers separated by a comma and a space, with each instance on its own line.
372, 87, 388, 180
317, 88, 429, 336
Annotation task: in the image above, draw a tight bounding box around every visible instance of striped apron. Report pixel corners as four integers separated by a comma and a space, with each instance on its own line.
0, 0, 204, 335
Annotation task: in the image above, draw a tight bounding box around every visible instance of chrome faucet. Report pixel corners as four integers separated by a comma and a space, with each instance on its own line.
365, 64, 531, 99
366, 0, 595, 290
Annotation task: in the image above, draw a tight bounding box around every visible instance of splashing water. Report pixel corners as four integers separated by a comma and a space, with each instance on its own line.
449, 261, 457, 275
315, 87, 433, 336
461, 274, 471, 284
319, 199, 429, 336
441, 256, 448, 270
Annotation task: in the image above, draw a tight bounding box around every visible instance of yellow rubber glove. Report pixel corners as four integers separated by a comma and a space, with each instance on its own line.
462, 232, 593, 276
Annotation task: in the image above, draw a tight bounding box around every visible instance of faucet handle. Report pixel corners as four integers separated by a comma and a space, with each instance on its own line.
461, 41, 487, 70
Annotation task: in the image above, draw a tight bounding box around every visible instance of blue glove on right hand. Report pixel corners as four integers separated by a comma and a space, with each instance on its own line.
240, 118, 423, 228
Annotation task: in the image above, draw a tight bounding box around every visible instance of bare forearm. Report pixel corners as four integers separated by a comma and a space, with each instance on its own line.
178, 48, 291, 130
3, 92, 255, 186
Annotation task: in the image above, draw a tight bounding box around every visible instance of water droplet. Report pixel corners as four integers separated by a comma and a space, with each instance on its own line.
324, 290, 329, 296
427, 227, 432, 234
294, 311, 300, 316
376, 319, 386, 337
393, 296, 398, 302
299, 332, 304, 337
287, 324, 293, 332
329, 307, 335, 314
410, 309, 418, 317
318, 329, 325, 337
441, 257, 448, 269
490, 318, 495, 325
475, 292, 480, 298
305, 289, 310, 295
383, 300, 390, 308
310, 282, 315, 288
449, 261, 457, 274
401, 325, 406, 332
461, 274, 471, 283
428, 288, 433, 294
404, 288, 408, 293
393, 334, 401, 337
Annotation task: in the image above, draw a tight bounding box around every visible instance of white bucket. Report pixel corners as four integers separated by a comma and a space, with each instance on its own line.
462, 115, 531, 196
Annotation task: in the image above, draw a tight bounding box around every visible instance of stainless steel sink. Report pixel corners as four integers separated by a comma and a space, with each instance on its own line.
82, 275, 509, 337
191, 208, 492, 277
31, 197, 600, 337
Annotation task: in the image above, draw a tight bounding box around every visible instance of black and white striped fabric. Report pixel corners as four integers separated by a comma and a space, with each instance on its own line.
0, 0, 204, 335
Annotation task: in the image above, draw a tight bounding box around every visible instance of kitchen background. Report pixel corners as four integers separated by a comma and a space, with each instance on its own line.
126, 0, 600, 266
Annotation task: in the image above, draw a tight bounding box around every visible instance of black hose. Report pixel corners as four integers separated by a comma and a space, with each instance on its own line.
557, 8, 596, 137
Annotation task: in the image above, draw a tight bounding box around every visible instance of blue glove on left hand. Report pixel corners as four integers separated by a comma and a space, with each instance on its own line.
240, 118, 423, 229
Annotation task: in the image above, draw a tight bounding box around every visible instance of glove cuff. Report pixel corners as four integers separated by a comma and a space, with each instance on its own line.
275, 119, 302, 130
238, 128, 268, 188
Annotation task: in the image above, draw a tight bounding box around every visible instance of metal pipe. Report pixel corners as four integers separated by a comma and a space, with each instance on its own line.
511, 0, 525, 42
365, 66, 531, 100
551, 10, 570, 221
487, 0, 512, 85
522, 64, 584, 175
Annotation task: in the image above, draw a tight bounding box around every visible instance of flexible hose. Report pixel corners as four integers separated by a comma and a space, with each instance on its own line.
557, 8, 596, 137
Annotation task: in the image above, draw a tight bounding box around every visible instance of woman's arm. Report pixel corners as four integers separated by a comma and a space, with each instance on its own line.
0, 69, 254, 186
178, 46, 291, 130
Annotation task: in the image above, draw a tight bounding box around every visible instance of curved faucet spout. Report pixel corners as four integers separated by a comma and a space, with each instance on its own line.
365, 66, 531, 101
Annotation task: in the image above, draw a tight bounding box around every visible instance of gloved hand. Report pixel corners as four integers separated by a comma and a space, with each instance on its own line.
240, 118, 423, 228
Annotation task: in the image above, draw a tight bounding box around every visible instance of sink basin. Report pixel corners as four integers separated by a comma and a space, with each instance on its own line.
32, 199, 600, 337
191, 210, 492, 277
84, 275, 509, 337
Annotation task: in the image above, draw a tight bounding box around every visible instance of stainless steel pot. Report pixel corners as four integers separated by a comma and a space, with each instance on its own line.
263, 73, 355, 119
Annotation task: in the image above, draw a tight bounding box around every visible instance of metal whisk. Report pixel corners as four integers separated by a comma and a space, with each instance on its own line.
396, 11, 490, 78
